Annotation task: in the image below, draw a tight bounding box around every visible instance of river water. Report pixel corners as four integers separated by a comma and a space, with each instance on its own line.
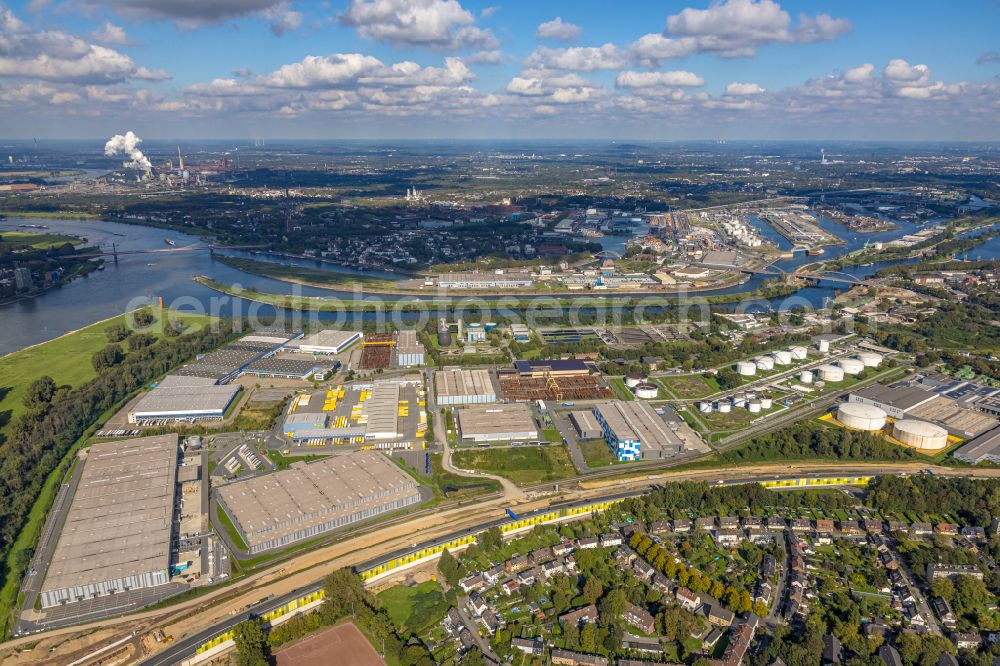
2, 214, 998, 356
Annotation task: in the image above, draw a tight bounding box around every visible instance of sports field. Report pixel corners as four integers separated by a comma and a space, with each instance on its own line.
274, 622, 385, 666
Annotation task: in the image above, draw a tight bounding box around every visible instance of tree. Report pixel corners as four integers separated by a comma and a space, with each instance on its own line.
580, 622, 598, 652
127, 333, 157, 351
710, 580, 725, 599
563, 622, 579, 649
23, 376, 56, 409
930, 577, 954, 603
479, 527, 502, 552
460, 647, 485, 666
583, 577, 603, 605
104, 323, 131, 342
92, 344, 124, 371
233, 618, 268, 666
322, 568, 367, 621
438, 548, 461, 587
753, 600, 769, 617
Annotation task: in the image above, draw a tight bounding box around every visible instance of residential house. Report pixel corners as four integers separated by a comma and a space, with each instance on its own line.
553, 541, 574, 556
444, 608, 463, 634
911, 522, 933, 536
747, 529, 774, 544
673, 519, 692, 533
501, 579, 520, 596
551, 649, 609, 666
530, 546, 553, 564
633, 559, 655, 581
696, 517, 716, 531
754, 581, 773, 606
715, 623, 755, 666
506, 554, 529, 573
481, 609, 503, 634
714, 530, 741, 547
839, 519, 862, 536
815, 519, 835, 533
483, 565, 504, 585
706, 603, 735, 628
791, 518, 812, 531
960, 526, 986, 541
649, 520, 671, 534
864, 519, 885, 533
459, 574, 485, 593
511, 637, 544, 655
953, 632, 981, 650
927, 563, 984, 580
887, 521, 908, 533
624, 602, 656, 634
932, 597, 957, 628
878, 644, 903, 666
517, 567, 539, 586
718, 517, 739, 530
652, 573, 673, 594
936, 523, 958, 536
578, 536, 599, 550
543, 560, 565, 578
560, 604, 599, 627
766, 516, 787, 531
760, 554, 777, 579
467, 593, 488, 616
676, 587, 701, 612
742, 516, 763, 529
600, 533, 623, 548
823, 634, 843, 665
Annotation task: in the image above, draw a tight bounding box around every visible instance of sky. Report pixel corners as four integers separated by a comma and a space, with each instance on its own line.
0, 0, 999, 140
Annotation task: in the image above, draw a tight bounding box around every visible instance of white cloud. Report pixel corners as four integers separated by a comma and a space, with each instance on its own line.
724, 82, 764, 95
616, 70, 704, 88
883, 58, 930, 85
524, 44, 626, 72
339, 0, 499, 51
630, 0, 850, 65
90, 21, 134, 45
536, 17, 581, 42
842, 63, 874, 83
0, 5, 165, 84
264, 2, 302, 36
259, 53, 384, 89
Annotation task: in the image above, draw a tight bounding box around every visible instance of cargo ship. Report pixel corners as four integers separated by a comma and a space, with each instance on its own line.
164, 238, 176, 246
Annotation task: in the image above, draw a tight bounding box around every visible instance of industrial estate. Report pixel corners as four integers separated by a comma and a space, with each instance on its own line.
0, 49, 999, 666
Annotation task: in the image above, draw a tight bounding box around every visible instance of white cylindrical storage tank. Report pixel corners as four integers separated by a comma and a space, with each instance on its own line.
816, 365, 844, 382
774, 351, 792, 366
893, 419, 948, 451
838, 358, 865, 376
799, 370, 814, 384
756, 356, 774, 371
748, 399, 762, 414
737, 360, 757, 376
817, 339, 830, 353
857, 352, 882, 368
761, 397, 773, 410
837, 403, 887, 431
634, 383, 658, 399
699, 401, 712, 413
625, 373, 645, 388
718, 401, 732, 413
790, 346, 808, 360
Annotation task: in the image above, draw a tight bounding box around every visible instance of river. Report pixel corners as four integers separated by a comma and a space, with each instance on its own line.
2, 214, 997, 356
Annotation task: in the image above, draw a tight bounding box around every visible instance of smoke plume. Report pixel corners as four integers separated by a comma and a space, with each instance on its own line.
104, 131, 152, 170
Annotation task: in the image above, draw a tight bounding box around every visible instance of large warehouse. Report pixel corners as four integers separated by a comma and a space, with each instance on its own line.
216, 452, 423, 554
457, 404, 539, 443
128, 383, 241, 424
282, 380, 406, 444
289, 329, 361, 355
849, 383, 937, 419
40, 434, 178, 607
395, 330, 426, 367
953, 426, 1000, 464
171, 331, 300, 383
569, 410, 603, 440
435, 368, 497, 405
592, 400, 685, 462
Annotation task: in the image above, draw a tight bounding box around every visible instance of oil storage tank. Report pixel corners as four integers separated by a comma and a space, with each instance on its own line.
816, 365, 844, 382
736, 360, 757, 376
893, 419, 948, 451
817, 339, 831, 353
756, 356, 775, 371
837, 358, 865, 376
774, 350, 792, 366
790, 346, 808, 360
634, 383, 658, 399
837, 403, 887, 431
856, 352, 882, 368
799, 370, 814, 384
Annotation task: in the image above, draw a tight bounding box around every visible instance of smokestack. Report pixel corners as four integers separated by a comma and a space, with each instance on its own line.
177, 147, 184, 174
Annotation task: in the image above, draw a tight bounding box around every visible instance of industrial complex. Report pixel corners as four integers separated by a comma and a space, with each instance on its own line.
40, 434, 179, 608
592, 400, 708, 462
215, 452, 424, 554
435, 368, 498, 405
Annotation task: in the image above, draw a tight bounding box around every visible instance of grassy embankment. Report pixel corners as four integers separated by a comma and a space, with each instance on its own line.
0, 210, 100, 219
451, 446, 577, 486
215, 255, 401, 291
0, 231, 84, 251
0, 308, 217, 637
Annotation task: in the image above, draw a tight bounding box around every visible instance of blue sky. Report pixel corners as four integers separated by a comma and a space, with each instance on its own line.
1, 0, 998, 139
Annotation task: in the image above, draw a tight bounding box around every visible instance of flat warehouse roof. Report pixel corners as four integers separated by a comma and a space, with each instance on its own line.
131, 384, 240, 416
954, 426, 1000, 463
291, 330, 360, 351
435, 368, 496, 397
852, 384, 936, 411
41, 434, 178, 595
594, 401, 681, 453
216, 452, 421, 549
570, 410, 600, 432
396, 329, 425, 355
459, 403, 538, 438
365, 381, 400, 438
156, 374, 219, 388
